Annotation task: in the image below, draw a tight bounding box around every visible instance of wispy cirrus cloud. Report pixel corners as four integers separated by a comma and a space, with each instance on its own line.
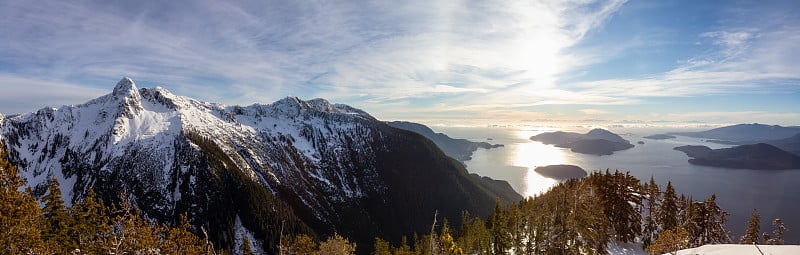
0, 0, 628, 115
0, 74, 107, 114
1, 0, 797, 125
557, 15, 800, 119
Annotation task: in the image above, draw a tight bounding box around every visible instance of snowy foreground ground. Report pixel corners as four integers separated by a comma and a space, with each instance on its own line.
672, 244, 800, 255
608, 242, 646, 254
606, 243, 800, 255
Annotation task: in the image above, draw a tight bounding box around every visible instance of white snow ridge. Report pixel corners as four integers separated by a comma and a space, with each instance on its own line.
0, 77, 390, 249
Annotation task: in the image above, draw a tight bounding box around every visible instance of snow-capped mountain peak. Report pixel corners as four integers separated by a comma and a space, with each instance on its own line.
0, 77, 519, 252
108, 77, 144, 121
1, 77, 383, 207
112, 77, 138, 98
262, 96, 373, 121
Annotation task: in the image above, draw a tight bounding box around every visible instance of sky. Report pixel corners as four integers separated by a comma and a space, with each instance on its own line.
1, 0, 799, 126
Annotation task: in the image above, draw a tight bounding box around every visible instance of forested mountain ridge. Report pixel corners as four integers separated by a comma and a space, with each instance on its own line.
386, 121, 502, 162
674, 143, 800, 170
5, 142, 793, 254
671, 123, 800, 142
0, 78, 519, 254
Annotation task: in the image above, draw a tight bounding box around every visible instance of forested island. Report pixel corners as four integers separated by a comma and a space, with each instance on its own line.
674, 143, 800, 170
531, 129, 634, 155
644, 134, 676, 140
534, 164, 588, 181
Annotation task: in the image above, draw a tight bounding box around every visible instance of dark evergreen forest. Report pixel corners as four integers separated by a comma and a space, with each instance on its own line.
1, 143, 790, 255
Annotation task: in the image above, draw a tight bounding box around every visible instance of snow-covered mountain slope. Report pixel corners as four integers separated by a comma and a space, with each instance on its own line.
0, 77, 520, 253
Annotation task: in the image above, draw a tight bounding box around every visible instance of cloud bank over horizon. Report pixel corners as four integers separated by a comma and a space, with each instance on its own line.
1, 0, 798, 125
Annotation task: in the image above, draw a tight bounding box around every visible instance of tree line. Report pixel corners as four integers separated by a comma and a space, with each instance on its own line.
282, 170, 790, 255
1, 145, 216, 254
1, 141, 791, 254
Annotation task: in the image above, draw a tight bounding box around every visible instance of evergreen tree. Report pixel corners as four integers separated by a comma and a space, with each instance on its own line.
242, 236, 255, 255
455, 211, 491, 255
487, 199, 510, 254
645, 227, 689, 255
41, 177, 74, 252
595, 170, 642, 243
676, 194, 688, 227
519, 199, 539, 254
317, 233, 356, 255
682, 198, 702, 247
413, 233, 425, 255
160, 213, 206, 254
69, 188, 111, 253
702, 195, 731, 244
739, 209, 760, 244
506, 202, 525, 254
0, 144, 47, 254
393, 236, 414, 255
575, 181, 610, 255
108, 194, 161, 254
656, 182, 679, 233
282, 234, 318, 255
642, 177, 661, 246
372, 238, 392, 255
765, 218, 787, 245
438, 220, 463, 255
550, 185, 569, 254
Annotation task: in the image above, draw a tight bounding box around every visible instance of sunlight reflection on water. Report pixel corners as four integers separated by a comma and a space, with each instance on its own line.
442, 126, 800, 242
512, 130, 564, 197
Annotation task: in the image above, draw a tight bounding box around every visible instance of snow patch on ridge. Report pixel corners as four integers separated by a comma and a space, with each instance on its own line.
233, 215, 265, 255
1, 77, 384, 225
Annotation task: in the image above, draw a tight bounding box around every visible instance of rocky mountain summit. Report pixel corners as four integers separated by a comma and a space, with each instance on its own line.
0, 78, 520, 253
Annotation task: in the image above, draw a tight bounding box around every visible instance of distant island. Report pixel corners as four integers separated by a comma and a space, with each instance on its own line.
670, 123, 800, 156
670, 123, 800, 142
643, 134, 676, 140
702, 134, 800, 155
387, 121, 503, 162
674, 143, 800, 170
534, 165, 588, 181
530, 128, 634, 155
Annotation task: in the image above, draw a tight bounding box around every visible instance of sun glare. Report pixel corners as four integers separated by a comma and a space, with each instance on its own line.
512, 130, 566, 197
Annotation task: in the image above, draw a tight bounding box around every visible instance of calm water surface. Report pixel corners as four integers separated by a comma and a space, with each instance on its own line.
436, 126, 800, 243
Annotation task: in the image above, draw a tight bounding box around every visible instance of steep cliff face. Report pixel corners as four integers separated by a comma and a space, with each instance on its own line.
0, 78, 520, 253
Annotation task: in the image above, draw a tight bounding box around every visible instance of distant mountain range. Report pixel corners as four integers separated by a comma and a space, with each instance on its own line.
703, 133, 800, 155
530, 128, 634, 155
0, 78, 520, 254
386, 121, 502, 162
670, 123, 800, 142
671, 124, 800, 170
674, 143, 800, 170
